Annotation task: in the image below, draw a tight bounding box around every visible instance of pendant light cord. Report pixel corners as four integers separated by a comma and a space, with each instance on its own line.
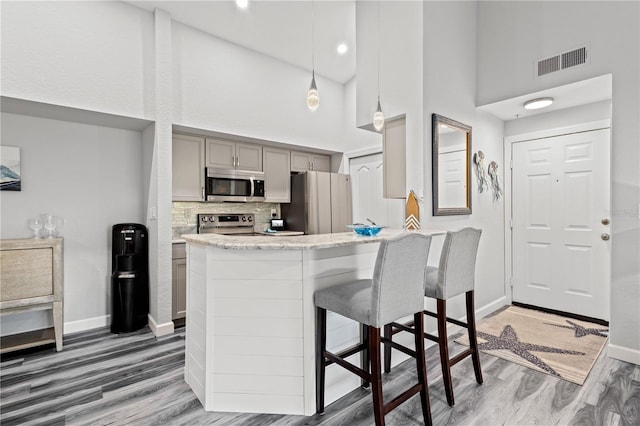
312, 0, 315, 72
377, 0, 380, 99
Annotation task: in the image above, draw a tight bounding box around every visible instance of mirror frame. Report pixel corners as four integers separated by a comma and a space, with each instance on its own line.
432, 113, 472, 216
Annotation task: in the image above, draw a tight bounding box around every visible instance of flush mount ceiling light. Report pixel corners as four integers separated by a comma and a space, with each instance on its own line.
337, 43, 348, 55
523, 97, 554, 110
235, 0, 248, 9
306, 1, 319, 112
373, 0, 384, 131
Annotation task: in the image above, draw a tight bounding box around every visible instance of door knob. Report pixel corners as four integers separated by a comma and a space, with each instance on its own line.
601, 233, 610, 241
601, 218, 610, 225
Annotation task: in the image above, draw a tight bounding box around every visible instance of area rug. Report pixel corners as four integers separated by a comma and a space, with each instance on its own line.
456, 305, 608, 385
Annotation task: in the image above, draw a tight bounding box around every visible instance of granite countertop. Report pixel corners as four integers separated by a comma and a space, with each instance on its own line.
181, 228, 445, 250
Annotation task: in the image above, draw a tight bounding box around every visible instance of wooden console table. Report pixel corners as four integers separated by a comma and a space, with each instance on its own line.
0, 238, 63, 353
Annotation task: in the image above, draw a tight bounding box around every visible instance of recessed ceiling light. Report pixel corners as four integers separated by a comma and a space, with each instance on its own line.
523, 97, 554, 110
337, 43, 348, 55
236, 0, 248, 10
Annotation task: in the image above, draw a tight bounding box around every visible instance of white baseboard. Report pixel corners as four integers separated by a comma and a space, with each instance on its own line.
64, 315, 110, 335
476, 296, 509, 320
148, 313, 174, 337
608, 343, 640, 366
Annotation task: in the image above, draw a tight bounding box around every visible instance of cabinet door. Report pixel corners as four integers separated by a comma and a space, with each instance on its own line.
206, 138, 236, 169
310, 154, 331, 172
173, 135, 205, 201
236, 143, 263, 172
382, 116, 406, 199
263, 147, 291, 203
172, 258, 187, 320
291, 151, 311, 172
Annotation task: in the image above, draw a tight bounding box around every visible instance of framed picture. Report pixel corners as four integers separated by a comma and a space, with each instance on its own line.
0, 146, 21, 191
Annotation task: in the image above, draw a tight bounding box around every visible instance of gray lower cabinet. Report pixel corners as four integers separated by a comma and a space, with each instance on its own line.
172, 243, 186, 321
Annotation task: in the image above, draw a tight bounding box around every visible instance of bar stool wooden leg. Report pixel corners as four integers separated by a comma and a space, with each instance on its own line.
437, 299, 454, 406
466, 291, 483, 385
361, 324, 370, 388
383, 324, 392, 374
315, 307, 327, 414
368, 326, 385, 426
413, 312, 432, 425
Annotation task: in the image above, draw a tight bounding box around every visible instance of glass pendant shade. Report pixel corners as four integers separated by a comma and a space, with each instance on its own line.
307, 72, 319, 111
373, 98, 384, 131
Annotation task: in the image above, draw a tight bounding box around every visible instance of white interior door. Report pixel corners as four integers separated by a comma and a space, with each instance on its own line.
349, 153, 403, 228
511, 128, 611, 320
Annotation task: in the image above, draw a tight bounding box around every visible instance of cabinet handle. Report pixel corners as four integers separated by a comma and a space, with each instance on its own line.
310, 161, 314, 171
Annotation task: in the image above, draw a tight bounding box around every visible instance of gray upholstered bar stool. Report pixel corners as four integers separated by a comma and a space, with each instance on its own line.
385, 227, 483, 407
314, 233, 433, 426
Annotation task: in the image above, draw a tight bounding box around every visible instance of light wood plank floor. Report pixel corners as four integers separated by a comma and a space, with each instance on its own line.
1, 324, 638, 425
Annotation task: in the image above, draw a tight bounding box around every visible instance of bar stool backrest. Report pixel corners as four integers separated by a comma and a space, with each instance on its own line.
437, 227, 482, 299
370, 233, 432, 327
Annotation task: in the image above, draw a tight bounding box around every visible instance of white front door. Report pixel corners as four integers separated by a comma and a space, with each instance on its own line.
349, 153, 404, 229
511, 128, 611, 320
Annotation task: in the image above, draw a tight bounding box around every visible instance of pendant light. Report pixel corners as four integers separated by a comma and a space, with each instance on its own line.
373, 0, 384, 131
306, 1, 319, 111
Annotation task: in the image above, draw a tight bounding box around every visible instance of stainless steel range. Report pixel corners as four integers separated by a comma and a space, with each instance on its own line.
197, 213, 257, 236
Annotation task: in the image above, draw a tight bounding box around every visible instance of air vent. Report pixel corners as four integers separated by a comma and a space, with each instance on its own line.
562, 46, 587, 69
536, 45, 589, 77
538, 55, 560, 76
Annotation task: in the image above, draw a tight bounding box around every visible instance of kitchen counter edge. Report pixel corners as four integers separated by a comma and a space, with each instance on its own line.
181, 229, 445, 250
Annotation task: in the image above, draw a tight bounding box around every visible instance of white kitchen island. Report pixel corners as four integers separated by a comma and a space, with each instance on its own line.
182, 229, 444, 416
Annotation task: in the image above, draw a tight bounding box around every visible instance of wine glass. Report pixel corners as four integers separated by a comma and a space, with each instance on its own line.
30, 217, 43, 239
43, 214, 57, 238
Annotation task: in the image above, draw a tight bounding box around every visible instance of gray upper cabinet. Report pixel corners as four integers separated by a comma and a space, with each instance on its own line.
263, 147, 291, 203
382, 116, 407, 199
172, 134, 205, 201
291, 151, 331, 172
206, 138, 263, 172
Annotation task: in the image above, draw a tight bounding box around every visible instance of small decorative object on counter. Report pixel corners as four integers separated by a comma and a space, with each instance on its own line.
488, 161, 503, 201
347, 224, 385, 236
473, 151, 489, 193
405, 190, 421, 230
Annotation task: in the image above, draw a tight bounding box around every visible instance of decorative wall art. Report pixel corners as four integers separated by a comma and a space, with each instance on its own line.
0, 146, 21, 191
473, 150, 489, 193
488, 160, 503, 201
405, 190, 421, 230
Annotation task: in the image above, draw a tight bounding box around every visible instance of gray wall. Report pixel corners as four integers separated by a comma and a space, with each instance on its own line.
478, 0, 640, 362
0, 113, 144, 334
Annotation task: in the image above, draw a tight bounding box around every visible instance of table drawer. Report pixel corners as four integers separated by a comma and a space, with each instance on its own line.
0, 248, 53, 301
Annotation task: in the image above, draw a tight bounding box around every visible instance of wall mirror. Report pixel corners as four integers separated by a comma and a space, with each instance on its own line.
432, 113, 472, 215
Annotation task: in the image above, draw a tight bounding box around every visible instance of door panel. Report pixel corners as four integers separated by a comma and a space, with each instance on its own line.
512, 128, 610, 320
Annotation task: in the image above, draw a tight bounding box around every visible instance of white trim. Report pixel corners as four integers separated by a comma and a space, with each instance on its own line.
608, 343, 640, 366
504, 119, 611, 144
343, 145, 383, 159
64, 314, 110, 335
503, 120, 612, 310
148, 313, 174, 337
475, 296, 509, 321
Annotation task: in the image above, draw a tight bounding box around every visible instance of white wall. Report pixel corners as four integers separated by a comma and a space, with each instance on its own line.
1, 1, 154, 119
172, 21, 351, 153
477, 0, 640, 364
0, 113, 144, 335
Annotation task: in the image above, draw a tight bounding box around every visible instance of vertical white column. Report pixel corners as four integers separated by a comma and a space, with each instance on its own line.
146, 8, 174, 336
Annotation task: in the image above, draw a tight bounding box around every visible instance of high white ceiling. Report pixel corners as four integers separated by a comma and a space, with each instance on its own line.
126, 0, 356, 84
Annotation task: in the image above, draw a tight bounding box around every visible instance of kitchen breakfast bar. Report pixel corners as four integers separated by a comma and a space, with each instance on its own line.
182, 229, 444, 416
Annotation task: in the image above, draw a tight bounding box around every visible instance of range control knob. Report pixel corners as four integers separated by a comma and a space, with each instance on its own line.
242, 216, 247, 222
201, 216, 208, 222
248, 216, 253, 222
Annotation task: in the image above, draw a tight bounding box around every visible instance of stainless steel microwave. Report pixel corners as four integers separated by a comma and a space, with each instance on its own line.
205, 168, 265, 202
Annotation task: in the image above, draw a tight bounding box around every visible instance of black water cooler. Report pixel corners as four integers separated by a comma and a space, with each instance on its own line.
111, 223, 149, 333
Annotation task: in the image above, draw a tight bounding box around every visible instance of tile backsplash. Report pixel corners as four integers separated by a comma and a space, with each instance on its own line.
172, 201, 280, 239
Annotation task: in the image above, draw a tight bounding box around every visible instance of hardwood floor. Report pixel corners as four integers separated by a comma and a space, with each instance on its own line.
1, 325, 638, 425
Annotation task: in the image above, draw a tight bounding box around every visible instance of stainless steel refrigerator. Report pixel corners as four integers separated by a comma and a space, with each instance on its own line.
282, 171, 353, 235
